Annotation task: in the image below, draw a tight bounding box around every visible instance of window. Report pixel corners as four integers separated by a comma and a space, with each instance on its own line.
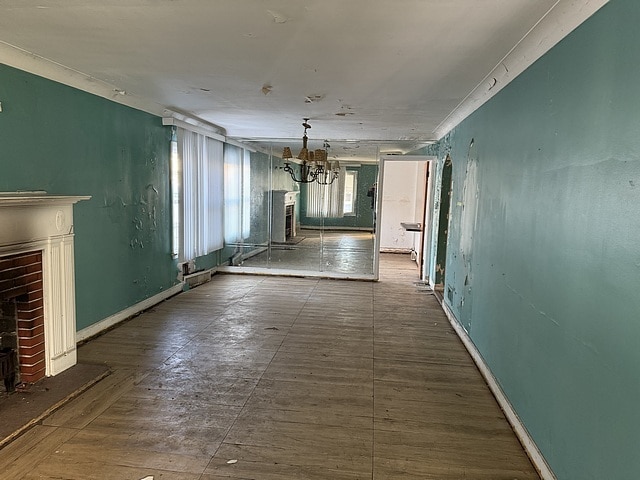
172, 127, 224, 261
170, 133, 180, 258
306, 168, 346, 218
343, 170, 358, 215
223, 144, 251, 244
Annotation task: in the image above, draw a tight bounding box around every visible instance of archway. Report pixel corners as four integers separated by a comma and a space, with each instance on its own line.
434, 154, 453, 293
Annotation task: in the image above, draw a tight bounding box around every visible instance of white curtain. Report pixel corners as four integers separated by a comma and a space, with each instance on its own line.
224, 144, 251, 243
306, 168, 346, 218
176, 128, 224, 260
242, 149, 251, 238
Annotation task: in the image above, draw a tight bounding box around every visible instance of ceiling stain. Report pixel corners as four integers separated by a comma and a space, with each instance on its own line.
305, 94, 325, 104
267, 10, 289, 24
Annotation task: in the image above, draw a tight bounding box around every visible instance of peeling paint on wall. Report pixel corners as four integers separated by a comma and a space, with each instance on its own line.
428, 2, 640, 478
458, 138, 479, 330
0, 62, 175, 332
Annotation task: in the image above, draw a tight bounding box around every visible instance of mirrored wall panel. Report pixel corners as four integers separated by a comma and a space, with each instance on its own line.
219, 142, 379, 279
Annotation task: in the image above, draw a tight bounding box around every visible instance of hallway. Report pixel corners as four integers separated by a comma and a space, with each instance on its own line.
0, 254, 538, 479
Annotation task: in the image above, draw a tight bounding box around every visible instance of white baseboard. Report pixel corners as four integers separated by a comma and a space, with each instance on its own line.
439, 301, 557, 480
76, 284, 183, 343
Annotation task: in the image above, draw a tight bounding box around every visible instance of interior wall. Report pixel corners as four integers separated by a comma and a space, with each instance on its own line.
429, 1, 640, 478
0, 63, 176, 331
379, 160, 427, 251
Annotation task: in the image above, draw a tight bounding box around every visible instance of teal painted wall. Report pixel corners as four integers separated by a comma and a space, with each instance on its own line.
247, 150, 271, 246
300, 164, 378, 229
429, 1, 640, 478
0, 63, 176, 331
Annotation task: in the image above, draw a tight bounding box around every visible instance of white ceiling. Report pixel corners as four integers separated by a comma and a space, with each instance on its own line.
0, 0, 608, 161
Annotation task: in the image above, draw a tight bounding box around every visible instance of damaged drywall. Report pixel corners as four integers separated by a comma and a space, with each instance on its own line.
425, 2, 640, 478
0, 62, 176, 331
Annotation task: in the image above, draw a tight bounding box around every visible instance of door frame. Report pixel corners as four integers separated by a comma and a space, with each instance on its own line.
375, 155, 436, 281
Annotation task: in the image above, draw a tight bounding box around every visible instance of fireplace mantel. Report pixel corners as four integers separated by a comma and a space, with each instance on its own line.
0, 192, 90, 380
0, 193, 90, 250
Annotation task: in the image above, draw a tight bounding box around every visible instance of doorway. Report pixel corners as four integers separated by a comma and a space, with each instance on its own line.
434, 154, 453, 295
376, 155, 435, 280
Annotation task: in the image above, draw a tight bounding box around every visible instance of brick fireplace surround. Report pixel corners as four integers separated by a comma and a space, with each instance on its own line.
0, 193, 89, 387
0, 251, 45, 383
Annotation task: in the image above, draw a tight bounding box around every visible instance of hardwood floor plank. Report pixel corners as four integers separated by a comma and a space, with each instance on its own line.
42, 368, 148, 429
0, 426, 78, 480
22, 458, 202, 480
40, 439, 211, 474
203, 442, 372, 479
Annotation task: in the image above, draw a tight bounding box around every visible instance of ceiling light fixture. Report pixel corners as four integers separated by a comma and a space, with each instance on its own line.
282, 119, 340, 185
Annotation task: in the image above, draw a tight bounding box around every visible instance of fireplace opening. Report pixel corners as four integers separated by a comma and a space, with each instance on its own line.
0, 251, 45, 389
285, 204, 294, 240
0, 299, 18, 392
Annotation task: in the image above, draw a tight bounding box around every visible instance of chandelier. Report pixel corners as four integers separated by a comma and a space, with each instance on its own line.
282, 119, 340, 185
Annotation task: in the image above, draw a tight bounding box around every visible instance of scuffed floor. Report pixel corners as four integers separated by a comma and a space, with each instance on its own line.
0, 253, 539, 479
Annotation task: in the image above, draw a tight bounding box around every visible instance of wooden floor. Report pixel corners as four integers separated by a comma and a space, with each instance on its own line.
0, 254, 539, 479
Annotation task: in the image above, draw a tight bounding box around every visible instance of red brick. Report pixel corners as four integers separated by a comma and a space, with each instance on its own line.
18, 323, 45, 338
21, 365, 46, 383
18, 333, 45, 349
18, 342, 44, 358
19, 349, 46, 366
0, 285, 28, 300
20, 289, 44, 302
17, 306, 44, 320
17, 317, 44, 331
16, 299, 44, 313
0, 251, 41, 265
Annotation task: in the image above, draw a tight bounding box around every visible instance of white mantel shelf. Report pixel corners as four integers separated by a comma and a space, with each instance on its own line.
0, 193, 91, 250
0, 192, 91, 207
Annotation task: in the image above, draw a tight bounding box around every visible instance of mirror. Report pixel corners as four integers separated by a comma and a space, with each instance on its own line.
220, 142, 379, 279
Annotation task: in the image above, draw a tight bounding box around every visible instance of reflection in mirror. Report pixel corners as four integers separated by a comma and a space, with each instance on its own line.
219, 141, 379, 279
